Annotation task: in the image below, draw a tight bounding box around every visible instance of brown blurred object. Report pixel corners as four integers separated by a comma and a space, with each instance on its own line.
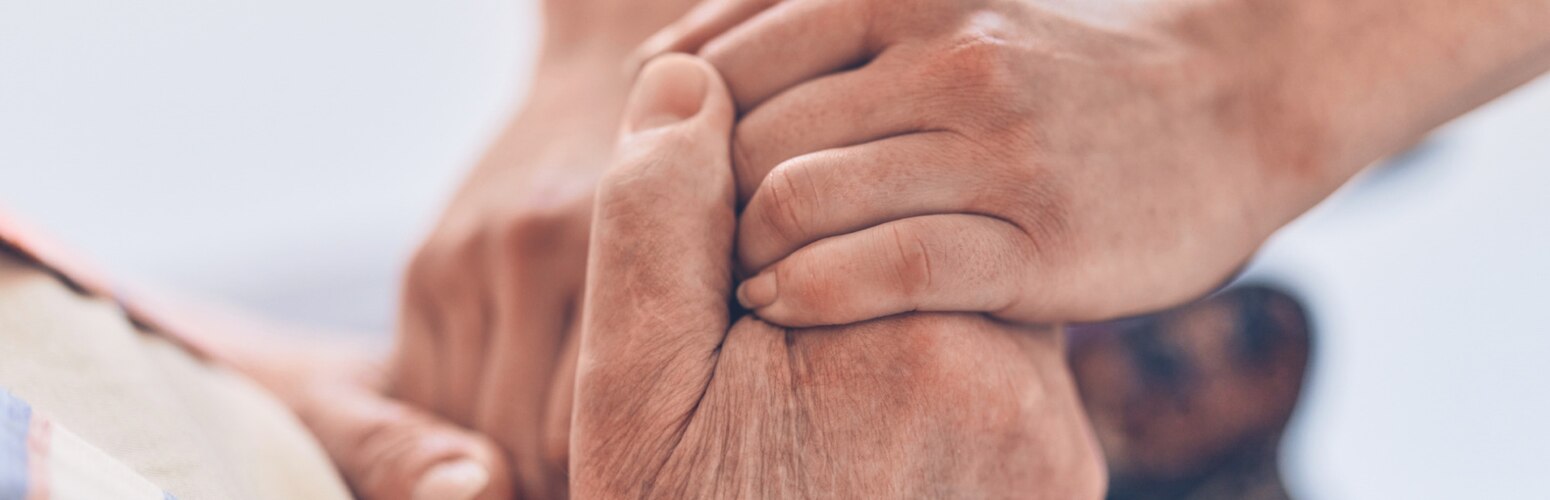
1069, 284, 1313, 500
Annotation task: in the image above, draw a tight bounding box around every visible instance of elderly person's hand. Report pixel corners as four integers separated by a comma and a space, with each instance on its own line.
635, 0, 1550, 327
570, 53, 1105, 498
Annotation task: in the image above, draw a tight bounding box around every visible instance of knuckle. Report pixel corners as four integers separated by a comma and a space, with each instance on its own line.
344, 413, 432, 495
935, 35, 1015, 93
755, 162, 815, 244
405, 243, 448, 288
886, 223, 935, 300
959, 12, 1023, 76
495, 203, 577, 257
406, 225, 484, 290
1003, 176, 1071, 266
921, 30, 1034, 129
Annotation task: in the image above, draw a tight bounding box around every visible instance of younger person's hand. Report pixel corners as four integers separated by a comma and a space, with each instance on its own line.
637, 0, 1345, 326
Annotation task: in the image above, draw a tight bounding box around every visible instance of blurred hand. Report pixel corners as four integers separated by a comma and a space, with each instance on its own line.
637, 0, 1323, 326
390, 107, 596, 499
571, 54, 1105, 498
385, 2, 706, 495
152, 301, 514, 500
292, 356, 516, 500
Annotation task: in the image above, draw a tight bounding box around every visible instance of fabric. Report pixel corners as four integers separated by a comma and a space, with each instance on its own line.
0, 210, 210, 358
0, 251, 351, 500
0, 390, 174, 500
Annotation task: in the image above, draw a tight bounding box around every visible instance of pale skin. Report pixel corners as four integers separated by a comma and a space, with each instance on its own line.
386, 0, 702, 497
572, 55, 1104, 497
246, 0, 1550, 498
380, 8, 1106, 492
621, 0, 1550, 326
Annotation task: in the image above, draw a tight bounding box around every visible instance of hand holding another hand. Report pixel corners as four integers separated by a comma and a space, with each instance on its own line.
640, 0, 1329, 326
571, 54, 1104, 499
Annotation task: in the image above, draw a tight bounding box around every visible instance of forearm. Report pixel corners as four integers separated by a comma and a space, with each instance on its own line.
1217, 0, 1550, 212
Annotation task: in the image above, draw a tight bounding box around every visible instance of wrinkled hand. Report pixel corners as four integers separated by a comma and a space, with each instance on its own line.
570, 54, 1105, 498
637, 0, 1316, 326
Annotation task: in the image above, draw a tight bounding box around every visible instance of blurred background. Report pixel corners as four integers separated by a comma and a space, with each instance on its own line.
1, 1, 1546, 498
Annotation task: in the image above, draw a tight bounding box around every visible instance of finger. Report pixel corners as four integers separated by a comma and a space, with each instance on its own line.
583, 52, 736, 386
729, 53, 937, 198
302, 381, 513, 500
736, 214, 1036, 327
627, 0, 780, 73
433, 235, 493, 426
388, 278, 444, 408
474, 198, 590, 499
540, 315, 583, 480
737, 131, 998, 271
697, 0, 879, 110
574, 54, 736, 484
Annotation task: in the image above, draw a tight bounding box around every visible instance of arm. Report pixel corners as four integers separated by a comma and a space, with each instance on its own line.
1232, 0, 1550, 215
633, 0, 1550, 326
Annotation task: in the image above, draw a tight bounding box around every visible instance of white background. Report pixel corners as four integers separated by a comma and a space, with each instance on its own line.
2, 1, 1547, 498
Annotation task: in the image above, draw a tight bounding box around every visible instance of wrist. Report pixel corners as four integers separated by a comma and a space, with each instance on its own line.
1153, 0, 1342, 229
1184, 0, 1550, 219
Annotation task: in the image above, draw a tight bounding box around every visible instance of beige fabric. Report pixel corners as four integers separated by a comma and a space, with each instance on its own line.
0, 253, 351, 500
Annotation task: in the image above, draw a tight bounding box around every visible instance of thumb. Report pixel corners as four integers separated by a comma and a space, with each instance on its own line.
584, 52, 737, 366
299, 380, 514, 500
572, 54, 737, 493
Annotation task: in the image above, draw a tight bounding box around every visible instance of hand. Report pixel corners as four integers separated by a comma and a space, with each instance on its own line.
150, 301, 514, 500
386, 2, 704, 496
289, 353, 517, 500
570, 54, 1106, 498
391, 97, 595, 498
636, 0, 1332, 326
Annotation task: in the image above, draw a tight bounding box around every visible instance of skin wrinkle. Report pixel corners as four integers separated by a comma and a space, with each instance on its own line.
887, 222, 929, 303
681, 0, 1424, 325
348, 0, 1550, 496
592, 313, 1101, 497
780, 329, 809, 499
640, 351, 721, 499
765, 167, 809, 246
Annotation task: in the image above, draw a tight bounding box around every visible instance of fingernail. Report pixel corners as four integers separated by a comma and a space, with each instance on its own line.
623, 54, 709, 134
737, 273, 777, 310
412, 459, 490, 500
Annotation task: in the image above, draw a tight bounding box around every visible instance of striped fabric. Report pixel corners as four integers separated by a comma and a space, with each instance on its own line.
0, 390, 174, 500
0, 213, 353, 500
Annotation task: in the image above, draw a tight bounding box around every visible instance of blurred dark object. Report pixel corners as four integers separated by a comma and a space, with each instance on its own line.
1070, 284, 1313, 500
